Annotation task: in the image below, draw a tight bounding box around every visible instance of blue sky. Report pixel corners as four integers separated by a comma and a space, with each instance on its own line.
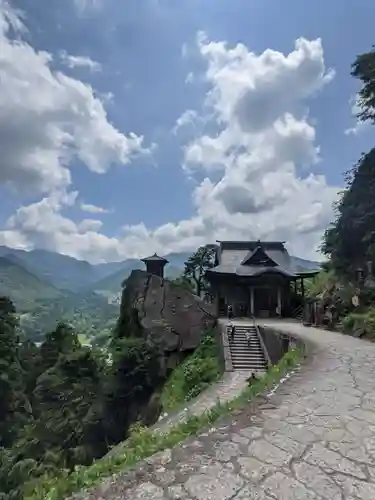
0, 0, 374, 262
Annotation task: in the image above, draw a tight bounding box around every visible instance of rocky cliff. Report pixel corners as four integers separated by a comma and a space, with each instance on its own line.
117, 270, 217, 372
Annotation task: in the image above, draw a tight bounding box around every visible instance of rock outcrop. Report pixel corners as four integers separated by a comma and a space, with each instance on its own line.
117, 270, 217, 371
110, 270, 217, 430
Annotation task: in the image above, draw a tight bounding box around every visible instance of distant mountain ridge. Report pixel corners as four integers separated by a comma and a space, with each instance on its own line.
0, 255, 62, 310
0, 245, 321, 295
0, 246, 321, 343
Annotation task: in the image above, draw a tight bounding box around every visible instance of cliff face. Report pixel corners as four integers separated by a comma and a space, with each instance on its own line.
117, 269, 217, 371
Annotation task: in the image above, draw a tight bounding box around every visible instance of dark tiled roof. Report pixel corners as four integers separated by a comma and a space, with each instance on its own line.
207, 264, 297, 278
141, 253, 169, 263
208, 240, 300, 278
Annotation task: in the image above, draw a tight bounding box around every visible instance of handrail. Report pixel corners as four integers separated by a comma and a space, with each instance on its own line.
292, 305, 303, 318
251, 316, 272, 368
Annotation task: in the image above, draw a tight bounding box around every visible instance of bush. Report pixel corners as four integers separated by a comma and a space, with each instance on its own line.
161, 330, 221, 412
341, 307, 375, 339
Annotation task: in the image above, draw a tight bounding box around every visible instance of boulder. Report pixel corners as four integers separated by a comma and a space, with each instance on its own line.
117, 270, 217, 371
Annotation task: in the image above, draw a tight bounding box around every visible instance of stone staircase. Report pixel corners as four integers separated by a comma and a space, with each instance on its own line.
228, 324, 268, 372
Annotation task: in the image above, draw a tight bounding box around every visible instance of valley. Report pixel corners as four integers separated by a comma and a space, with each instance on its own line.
0, 245, 319, 343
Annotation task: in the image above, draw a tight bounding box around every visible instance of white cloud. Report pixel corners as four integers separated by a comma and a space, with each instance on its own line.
0, 29, 341, 263
60, 50, 102, 72
73, 0, 103, 14
0, 2, 149, 195
173, 109, 198, 134
1, 190, 121, 263
80, 202, 111, 214
345, 95, 370, 136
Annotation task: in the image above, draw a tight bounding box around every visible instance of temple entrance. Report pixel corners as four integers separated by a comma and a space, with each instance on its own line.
252, 286, 278, 317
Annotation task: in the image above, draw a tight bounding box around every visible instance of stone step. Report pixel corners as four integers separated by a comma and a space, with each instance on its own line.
229, 341, 262, 347
229, 344, 263, 350
231, 358, 265, 363
230, 350, 264, 356
232, 364, 267, 370
226, 323, 268, 371
232, 360, 267, 365
227, 335, 259, 340
230, 350, 264, 355
230, 351, 263, 355
232, 357, 266, 363
231, 353, 266, 359
230, 344, 264, 351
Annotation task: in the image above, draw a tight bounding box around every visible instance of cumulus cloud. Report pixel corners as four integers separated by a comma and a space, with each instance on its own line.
60, 50, 102, 72
2, 190, 121, 263
80, 202, 111, 214
0, 2, 149, 195
173, 109, 198, 134
0, 26, 341, 262
166, 34, 339, 259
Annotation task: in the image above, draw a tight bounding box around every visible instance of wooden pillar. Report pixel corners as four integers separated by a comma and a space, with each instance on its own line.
250, 287, 254, 317
301, 278, 305, 299
215, 292, 220, 317
277, 285, 282, 317
294, 280, 297, 294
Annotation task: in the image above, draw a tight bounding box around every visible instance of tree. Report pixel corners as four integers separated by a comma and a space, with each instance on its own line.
104, 337, 164, 444
322, 46, 375, 279
0, 297, 29, 448
170, 276, 194, 293
182, 244, 217, 296
39, 322, 80, 372
351, 45, 375, 123
31, 346, 106, 469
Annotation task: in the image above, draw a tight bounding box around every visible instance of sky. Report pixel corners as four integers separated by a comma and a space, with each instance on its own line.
0, 0, 374, 263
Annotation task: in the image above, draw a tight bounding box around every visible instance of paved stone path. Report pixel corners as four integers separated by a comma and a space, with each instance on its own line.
74, 321, 375, 500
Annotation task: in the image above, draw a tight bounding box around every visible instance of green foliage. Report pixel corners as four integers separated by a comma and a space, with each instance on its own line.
24, 347, 303, 500
351, 45, 375, 124
322, 149, 375, 278
161, 330, 221, 412
0, 297, 28, 449
0, 305, 169, 499
0, 257, 62, 311
341, 308, 375, 340
182, 244, 217, 296
304, 270, 336, 298
170, 276, 194, 293
322, 47, 375, 279
104, 336, 164, 443
20, 292, 119, 344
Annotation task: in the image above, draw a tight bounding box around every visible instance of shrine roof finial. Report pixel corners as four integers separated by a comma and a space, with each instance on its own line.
140, 252, 169, 263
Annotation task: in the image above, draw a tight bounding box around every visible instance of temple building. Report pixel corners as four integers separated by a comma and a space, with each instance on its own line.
141, 253, 169, 278
206, 240, 320, 318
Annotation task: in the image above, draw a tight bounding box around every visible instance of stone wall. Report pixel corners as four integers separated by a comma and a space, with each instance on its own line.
217, 323, 233, 371
259, 326, 305, 365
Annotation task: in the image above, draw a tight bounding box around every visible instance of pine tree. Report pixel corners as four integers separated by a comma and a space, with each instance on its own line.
0, 297, 29, 448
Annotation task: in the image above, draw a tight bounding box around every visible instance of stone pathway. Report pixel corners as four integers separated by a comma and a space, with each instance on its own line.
73, 321, 375, 500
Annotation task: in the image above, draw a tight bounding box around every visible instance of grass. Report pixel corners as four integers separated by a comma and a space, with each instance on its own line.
161, 330, 221, 412
25, 347, 303, 500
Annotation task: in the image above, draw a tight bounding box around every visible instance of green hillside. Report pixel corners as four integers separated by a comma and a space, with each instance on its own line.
20, 290, 119, 344
0, 256, 62, 310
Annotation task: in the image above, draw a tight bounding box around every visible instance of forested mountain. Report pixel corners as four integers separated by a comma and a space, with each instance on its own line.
0, 245, 320, 343
0, 298, 165, 499
0, 256, 62, 309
